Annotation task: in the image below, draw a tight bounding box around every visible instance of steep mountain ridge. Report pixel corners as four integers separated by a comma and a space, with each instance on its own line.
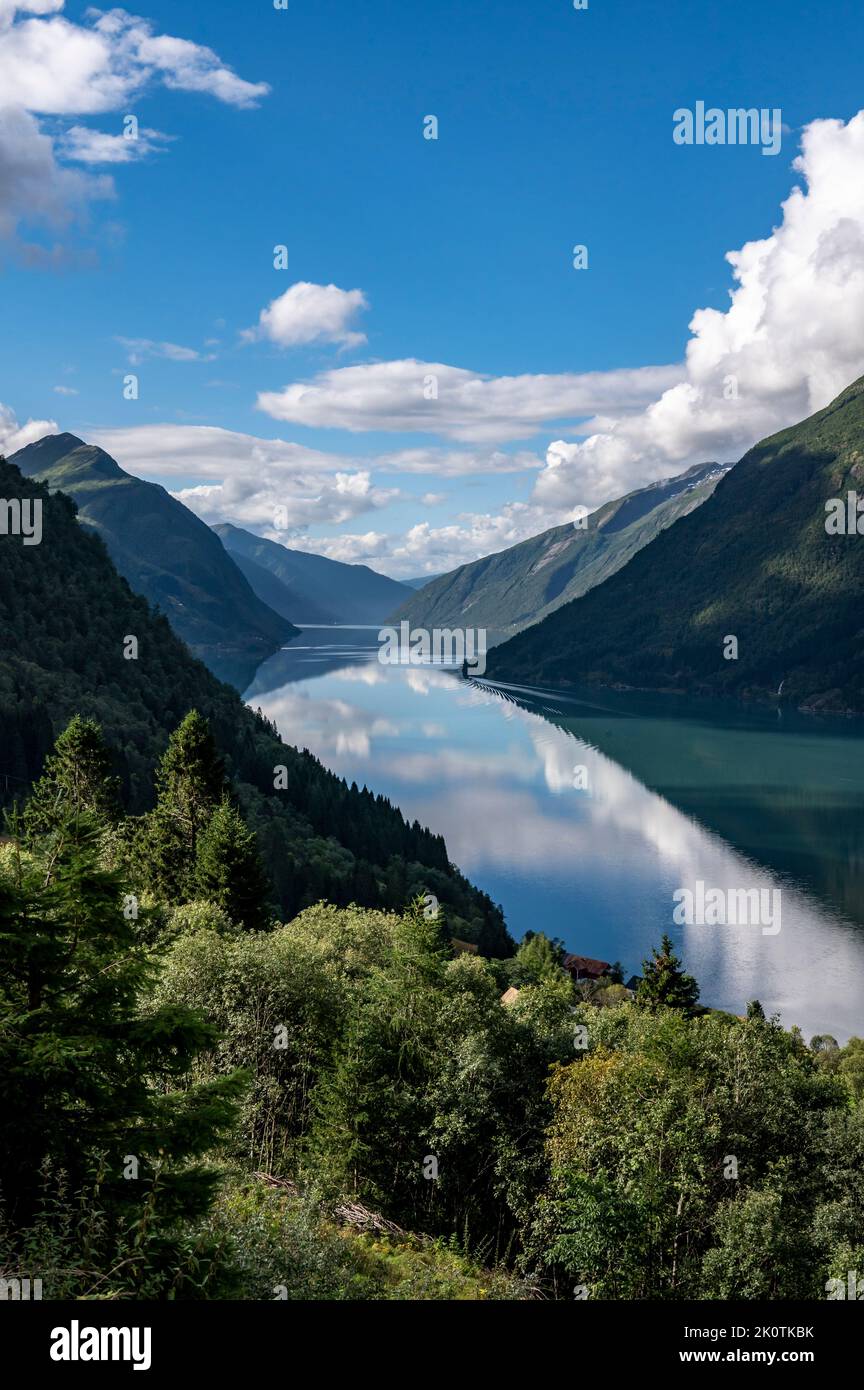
391, 462, 731, 641
224, 548, 337, 626
10, 433, 296, 688
486, 376, 864, 712
214, 522, 411, 624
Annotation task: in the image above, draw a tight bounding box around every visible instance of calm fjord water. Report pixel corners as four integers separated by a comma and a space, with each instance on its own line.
245, 626, 864, 1041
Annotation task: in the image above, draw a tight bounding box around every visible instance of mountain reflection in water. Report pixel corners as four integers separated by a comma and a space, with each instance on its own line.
245, 626, 864, 1041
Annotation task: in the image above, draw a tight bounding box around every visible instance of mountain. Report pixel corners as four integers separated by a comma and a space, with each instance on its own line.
403, 574, 443, 590
9, 433, 296, 688
391, 462, 731, 642
0, 457, 511, 954
213, 522, 412, 623
486, 376, 864, 713
225, 549, 337, 626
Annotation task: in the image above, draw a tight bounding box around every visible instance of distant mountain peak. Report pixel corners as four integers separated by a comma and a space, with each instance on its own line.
7, 432, 295, 686
11, 432, 127, 481
214, 521, 411, 625
9, 430, 84, 466
49, 431, 86, 449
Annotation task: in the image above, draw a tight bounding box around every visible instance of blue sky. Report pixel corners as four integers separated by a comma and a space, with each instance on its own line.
3, 0, 864, 575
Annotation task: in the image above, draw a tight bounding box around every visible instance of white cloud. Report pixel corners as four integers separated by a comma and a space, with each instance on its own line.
0, 3, 64, 23
174, 470, 399, 535
89, 423, 362, 478
129, 25, 269, 109
53, 384, 78, 395
0, 4, 267, 245
18, 107, 864, 587
286, 502, 558, 578
0, 6, 269, 114
244, 282, 369, 350
255, 359, 682, 442
0, 399, 58, 454
115, 337, 217, 365
87, 426, 399, 538
533, 110, 864, 510
250, 110, 864, 555
0, 103, 113, 243
74, 424, 568, 575
86, 422, 541, 482
376, 446, 543, 476
284, 530, 393, 565
59, 123, 170, 163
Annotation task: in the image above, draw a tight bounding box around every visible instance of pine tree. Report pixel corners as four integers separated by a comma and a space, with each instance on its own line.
311, 998, 380, 1199
142, 710, 225, 900
22, 716, 121, 841
351, 858, 379, 907
0, 813, 246, 1293
635, 933, 700, 1014
195, 797, 273, 931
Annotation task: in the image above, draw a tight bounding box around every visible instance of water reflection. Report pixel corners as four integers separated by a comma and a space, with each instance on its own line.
246, 628, 864, 1041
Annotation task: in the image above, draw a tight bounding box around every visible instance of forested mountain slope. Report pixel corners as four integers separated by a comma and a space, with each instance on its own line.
0, 458, 510, 951
487, 377, 864, 712
10, 433, 295, 687
392, 462, 730, 640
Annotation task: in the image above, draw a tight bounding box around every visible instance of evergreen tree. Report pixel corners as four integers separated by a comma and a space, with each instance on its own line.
22, 716, 121, 841
0, 457, 518, 938
635, 933, 700, 1015
0, 813, 246, 1293
509, 931, 566, 986
0, 702, 54, 812
143, 711, 225, 900
476, 897, 517, 958
311, 996, 385, 1200
195, 797, 273, 932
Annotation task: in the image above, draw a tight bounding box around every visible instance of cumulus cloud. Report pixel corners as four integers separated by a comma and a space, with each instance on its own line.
283, 530, 393, 566
0, 5, 269, 114
0, 4, 267, 245
532, 110, 864, 510
0, 3, 64, 27
0, 399, 58, 455
66, 426, 589, 577
84, 426, 398, 535
82, 419, 537, 571
174, 470, 399, 535
248, 109, 864, 556
18, 105, 864, 584
0, 103, 113, 243
255, 359, 682, 442
285, 501, 559, 578
244, 282, 369, 350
